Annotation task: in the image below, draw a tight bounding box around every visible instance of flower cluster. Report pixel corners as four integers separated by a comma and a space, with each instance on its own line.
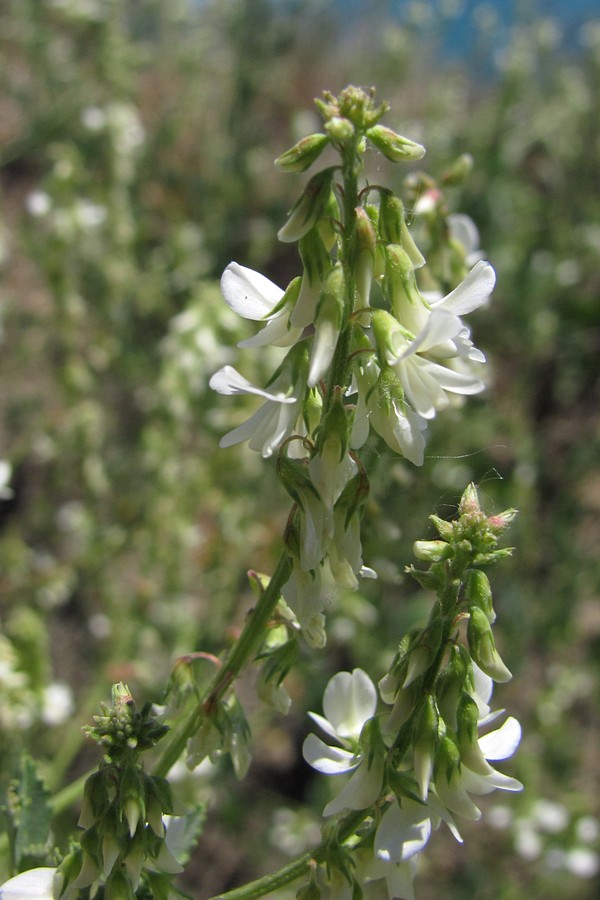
303, 666, 521, 899
300, 484, 521, 898
209, 86, 496, 650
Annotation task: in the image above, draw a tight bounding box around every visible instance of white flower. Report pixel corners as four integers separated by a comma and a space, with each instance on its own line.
303, 669, 383, 816
209, 364, 302, 458
385, 309, 486, 420
0, 868, 56, 899
351, 357, 427, 466
447, 214, 486, 266
282, 558, 338, 649
220, 262, 302, 348
432, 667, 523, 821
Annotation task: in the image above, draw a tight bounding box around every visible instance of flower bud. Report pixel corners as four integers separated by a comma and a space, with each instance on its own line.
277, 168, 335, 243
456, 692, 494, 776
274, 133, 329, 173
367, 124, 426, 162
467, 606, 512, 683
308, 264, 345, 387
441, 152, 474, 186
384, 244, 425, 328
413, 540, 453, 562
276, 453, 320, 511
325, 116, 354, 145
379, 192, 425, 268
79, 770, 110, 829
413, 694, 439, 799
104, 863, 135, 900
435, 732, 461, 784
435, 644, 470, 731
352, 207, 376, 307
119, 765, 145, 837
465, 569, 496, 623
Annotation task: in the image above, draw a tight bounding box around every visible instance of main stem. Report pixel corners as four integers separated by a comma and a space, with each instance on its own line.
152, 551, 291, 779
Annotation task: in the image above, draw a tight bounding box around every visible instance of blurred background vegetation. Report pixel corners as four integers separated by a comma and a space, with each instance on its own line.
0, 0, 599, 897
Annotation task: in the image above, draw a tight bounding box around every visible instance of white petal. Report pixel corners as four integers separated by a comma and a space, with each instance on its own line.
0, 868, 56, 899
209, 365, 296, 402
221, 262, 283, 319
461, 765, 523, 795
323, 753, 384, 816
238, 314, 302, 348
479, 716, 522, 761
322, 669, 378, 740
302, 733, 358, 774
307, 711, 343, 744
434, 260, 496, 315
375, 800, 432, 863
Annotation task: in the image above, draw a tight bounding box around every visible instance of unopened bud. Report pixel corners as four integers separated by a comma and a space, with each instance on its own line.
325, 116, 354, 145
467, 606, 512, 683
413, 539, 453, 562
308, 264, 345, 387
367, 124, 426, 163
277, 168, 335, 243
352, 207, 376, 307
274, 133, 329, 173
413, 694, 439, 799
465, 569, 496, 623
379, 192, 425, 268
436, 646, 469, 731
441, 152, 474, 186
384, 243, 424, 324
276, 453, 320, 510
456, 693, 494, 776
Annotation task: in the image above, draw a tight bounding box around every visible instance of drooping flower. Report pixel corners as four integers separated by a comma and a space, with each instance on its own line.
351, 356, 428, 465
209, 361, 304, 458
220, 262, 303, 348
302, 669, 383, 816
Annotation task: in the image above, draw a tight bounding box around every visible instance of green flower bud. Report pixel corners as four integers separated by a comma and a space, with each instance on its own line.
104, 863, 135, 900
413, 540, 453, 562
277, 168, 336, 243
352, 207, 376, 307
435, 732, 460, 783
79, 770, 110, 828
325, 116, 354, 145
413, 694, 439, 799
441, 152, 474, 186
276, 453, 320, 510
465, 569, 496, 623
308, 264, 345, 387
384, 243, 424, 324
456, 692, 494, 776
379, 192, 425, 268
435, 644, 470, 731
467, 606, 512, 683
367, 124, 426, 163
119, 765, 146, 837
274, 133, 329, 173
429, 514, 454, 541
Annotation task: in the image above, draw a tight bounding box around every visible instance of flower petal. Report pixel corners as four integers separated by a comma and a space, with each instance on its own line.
323, 753, 384, 816
434, 260, 496, 316
479, 716, 522, 761
375, 800, 432, 863
221, 262, 283, 319
302, 733, 358, 774
322, 669, 378, 740
209, 365, 296, 402
0, 868, 56, 899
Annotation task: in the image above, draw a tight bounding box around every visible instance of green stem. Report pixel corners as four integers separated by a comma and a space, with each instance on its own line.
206, 809, 367, 899
152, 551, 292, 779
